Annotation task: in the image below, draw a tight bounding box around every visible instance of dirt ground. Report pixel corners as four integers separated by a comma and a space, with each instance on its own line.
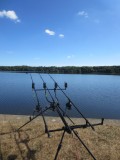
0, 114, 120, 160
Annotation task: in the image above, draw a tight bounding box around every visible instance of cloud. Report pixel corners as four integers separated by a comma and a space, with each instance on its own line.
0, 10, 20, 22
59, 34, 64, 38
77, 11, 88, 18
45, 29, 64, 38
45, 29, 55, 36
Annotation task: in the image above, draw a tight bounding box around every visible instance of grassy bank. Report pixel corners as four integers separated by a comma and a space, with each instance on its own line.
0, 114, 120, 160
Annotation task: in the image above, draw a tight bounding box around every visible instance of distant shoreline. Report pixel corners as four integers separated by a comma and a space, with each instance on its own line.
0, 65, 120, 75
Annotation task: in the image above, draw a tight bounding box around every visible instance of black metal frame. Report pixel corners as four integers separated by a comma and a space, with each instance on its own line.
17, 73, 104, 160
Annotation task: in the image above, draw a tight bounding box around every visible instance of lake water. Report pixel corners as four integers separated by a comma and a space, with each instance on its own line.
0, 72, 120, 119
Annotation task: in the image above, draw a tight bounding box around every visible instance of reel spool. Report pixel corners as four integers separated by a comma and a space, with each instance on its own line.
66, 100, 72, 110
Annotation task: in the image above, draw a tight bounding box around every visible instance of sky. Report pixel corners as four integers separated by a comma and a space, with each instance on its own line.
0, 0, 120, 66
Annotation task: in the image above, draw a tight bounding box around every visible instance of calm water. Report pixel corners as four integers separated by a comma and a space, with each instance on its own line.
0, 72, 120, 119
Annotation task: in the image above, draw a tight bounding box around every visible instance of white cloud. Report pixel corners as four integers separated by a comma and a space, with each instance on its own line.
45, 29, 55, 36
0, 10, 20, 22
59, 34, 64, 38
77, 11, 88, 18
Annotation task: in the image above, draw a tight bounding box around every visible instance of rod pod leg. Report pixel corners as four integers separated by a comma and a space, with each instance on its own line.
54, 130, 66, 160
41, 111, 51, 138
17, 106, 52, 131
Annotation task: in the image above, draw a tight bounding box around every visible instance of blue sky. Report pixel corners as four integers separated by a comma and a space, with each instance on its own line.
0, 0, 120, 66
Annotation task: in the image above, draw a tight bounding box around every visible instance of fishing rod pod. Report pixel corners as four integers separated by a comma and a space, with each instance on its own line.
17, 73, 104, 160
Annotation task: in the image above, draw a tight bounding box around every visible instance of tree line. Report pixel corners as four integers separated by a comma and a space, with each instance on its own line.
0, 65, 120, 74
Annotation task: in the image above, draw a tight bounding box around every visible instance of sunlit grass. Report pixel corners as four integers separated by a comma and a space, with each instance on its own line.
0, 115, 120, 160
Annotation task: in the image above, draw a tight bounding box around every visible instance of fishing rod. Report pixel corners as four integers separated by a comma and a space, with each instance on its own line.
18, 73, 73, 132
17, 73, 104, 160
39, 74, 54, 104
52, 77, 75, 125
30, 74, 41, 114
48, 74, 95, 131
39, 74, 72, 133
18, 74, 51, 138
30, 74, 51, 137
39, 74, 75, 125
18, 74, 53, 134
39, 74, 98, 160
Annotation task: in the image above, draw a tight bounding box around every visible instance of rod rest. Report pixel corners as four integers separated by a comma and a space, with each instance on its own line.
48, 119, 104, 133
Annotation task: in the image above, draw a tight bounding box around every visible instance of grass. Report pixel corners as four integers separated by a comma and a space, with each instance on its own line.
0, 114, 120, 160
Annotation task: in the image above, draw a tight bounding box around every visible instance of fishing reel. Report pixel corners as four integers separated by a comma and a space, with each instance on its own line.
30, 104, 41, 120
35, 104, 41, 112
32, 82, 35, 89
43, 82, 47, 89
64, 82, 67, 89
54, 82, 58, 90
50, 102, 58, 111
66, 100, 72, 110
